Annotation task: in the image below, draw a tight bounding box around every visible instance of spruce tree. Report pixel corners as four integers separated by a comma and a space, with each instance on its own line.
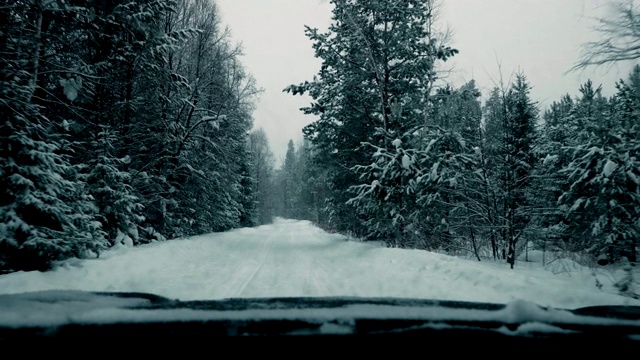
0, 0, 107, 271
286, 0, 457, 238
477, 74, 538, 267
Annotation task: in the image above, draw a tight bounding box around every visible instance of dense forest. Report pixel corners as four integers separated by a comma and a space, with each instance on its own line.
0, 0, 258, 272
274, 0, 640, 270
1, 0, 638, 274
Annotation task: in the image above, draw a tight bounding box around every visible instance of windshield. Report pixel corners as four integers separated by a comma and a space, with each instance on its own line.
0, 0, 638, 314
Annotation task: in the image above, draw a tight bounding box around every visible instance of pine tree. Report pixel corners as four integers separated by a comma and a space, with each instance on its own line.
289, 139, 318, 221
286, 0, 457, 238
430, 80, 483, 146
86, 129, 144, 246
249, 129, 276, 225
502, 74, 538, 267
282, 140, 297, 218
532, 94, 576, 259
555, 77, 639, 264
476, 74, 538, 267
238, 146, 258, 228
421, 80, 484, 257
0, 0, 107, 271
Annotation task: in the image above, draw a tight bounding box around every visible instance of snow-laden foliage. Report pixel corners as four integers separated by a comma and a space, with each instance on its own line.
550, 77, 640, 264
286, 0, 639, 269
86, 130, 145, 246
485, 75, 539, 268
285, 0, 458, 237
348, 127, 476, 250
0, 0, 257, 272
0, 0, 108, 271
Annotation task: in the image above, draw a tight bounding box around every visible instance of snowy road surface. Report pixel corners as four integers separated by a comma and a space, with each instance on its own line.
0, 219, 637, 309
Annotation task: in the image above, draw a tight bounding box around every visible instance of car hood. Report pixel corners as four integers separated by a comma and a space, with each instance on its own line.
1, 290, 639, 335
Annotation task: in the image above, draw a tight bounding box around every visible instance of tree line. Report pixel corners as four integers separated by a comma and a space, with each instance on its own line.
277, 0, 639, 268
0, 0, 258, 272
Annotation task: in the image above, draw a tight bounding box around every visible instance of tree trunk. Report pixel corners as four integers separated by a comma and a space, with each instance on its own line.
470, 225, 481, 262
27, 1, 44, 103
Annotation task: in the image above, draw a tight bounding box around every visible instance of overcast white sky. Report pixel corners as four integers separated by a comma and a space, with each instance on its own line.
217, 0, 635, 166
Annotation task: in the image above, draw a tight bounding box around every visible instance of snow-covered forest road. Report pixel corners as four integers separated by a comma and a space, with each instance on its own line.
0, 219, 637, 309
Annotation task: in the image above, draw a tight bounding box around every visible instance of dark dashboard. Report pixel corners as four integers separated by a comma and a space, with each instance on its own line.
1, 291, 638, 357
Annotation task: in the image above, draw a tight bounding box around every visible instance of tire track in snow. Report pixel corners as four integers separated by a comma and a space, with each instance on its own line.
286, 223, 334, 296
219, 232, 272, 298
232, 231, 274, 298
